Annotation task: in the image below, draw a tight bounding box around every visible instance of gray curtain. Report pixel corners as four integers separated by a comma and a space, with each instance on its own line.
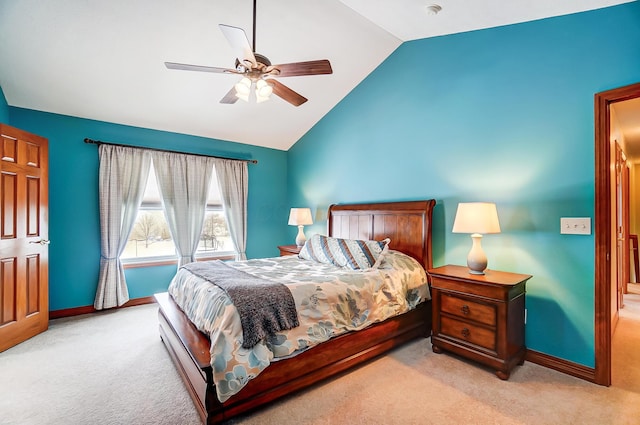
94, 145, 151, 310
152, 151, 214, 267
214, 158, 248, 260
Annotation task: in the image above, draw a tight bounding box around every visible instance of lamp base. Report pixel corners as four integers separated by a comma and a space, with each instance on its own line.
466, 233, 488, 275
295, 225, 307, 247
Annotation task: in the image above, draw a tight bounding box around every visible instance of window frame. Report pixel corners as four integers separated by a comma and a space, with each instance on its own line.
121, 163, 235, 267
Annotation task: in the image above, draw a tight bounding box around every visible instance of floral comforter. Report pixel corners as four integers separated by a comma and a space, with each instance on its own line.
168, 250, 430, 402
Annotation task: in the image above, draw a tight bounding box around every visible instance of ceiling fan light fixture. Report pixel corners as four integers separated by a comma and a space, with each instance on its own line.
234, 77, 252, 102
256, 79, 273, 98
256, 93, 270, 103
236, 92, 250, 102
235, 77, 251, 94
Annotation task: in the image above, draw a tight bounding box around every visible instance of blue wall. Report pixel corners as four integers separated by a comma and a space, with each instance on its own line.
0, 86, 8, 123
8, 108, 289, 310
287, 2, 640, 367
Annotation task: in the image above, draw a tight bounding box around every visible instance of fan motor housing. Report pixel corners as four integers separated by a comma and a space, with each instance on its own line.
235, 53, 271, 70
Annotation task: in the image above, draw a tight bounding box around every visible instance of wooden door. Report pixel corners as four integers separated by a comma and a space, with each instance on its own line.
0, 123, 49, 352
614, 142, 629, 311
622, 161, 630, 295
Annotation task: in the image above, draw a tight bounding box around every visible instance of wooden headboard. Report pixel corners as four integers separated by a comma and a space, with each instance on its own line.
328, 199, 436, 270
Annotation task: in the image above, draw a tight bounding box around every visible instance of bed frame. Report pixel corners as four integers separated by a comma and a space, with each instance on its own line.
155, 199, 436, 424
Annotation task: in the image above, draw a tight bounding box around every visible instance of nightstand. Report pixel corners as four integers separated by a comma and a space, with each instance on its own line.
277, 245, 301, 256
428, 264, 531, 380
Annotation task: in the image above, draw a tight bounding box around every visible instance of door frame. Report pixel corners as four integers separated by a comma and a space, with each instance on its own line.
594, 81, 640, 385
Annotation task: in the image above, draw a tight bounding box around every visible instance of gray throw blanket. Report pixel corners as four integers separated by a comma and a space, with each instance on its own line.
181, 260, 299, 349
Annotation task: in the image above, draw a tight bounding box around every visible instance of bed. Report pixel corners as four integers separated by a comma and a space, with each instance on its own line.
155, 199, 436, 424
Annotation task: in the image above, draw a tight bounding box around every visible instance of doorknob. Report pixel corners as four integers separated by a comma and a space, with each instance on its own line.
29, 239, 50, 246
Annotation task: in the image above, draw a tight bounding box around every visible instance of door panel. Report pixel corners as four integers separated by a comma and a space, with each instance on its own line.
0, 124, 48, 352
2, 171, 17, 239
0, 257, 17, 325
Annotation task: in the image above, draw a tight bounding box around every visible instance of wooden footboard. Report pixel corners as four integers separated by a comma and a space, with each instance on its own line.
156, 292, 431, 424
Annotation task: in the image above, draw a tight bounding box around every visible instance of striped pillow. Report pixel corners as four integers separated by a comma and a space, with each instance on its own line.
299, 234, 391, 270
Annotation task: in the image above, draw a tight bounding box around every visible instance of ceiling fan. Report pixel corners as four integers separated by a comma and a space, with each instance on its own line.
164, 0, 333, 106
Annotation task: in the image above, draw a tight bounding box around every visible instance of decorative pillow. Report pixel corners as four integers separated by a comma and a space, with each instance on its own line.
299, 234, 391, 270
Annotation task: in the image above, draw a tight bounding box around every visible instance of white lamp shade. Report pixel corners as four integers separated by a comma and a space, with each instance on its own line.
288, 208, 313, 226
452, 202, 501, 235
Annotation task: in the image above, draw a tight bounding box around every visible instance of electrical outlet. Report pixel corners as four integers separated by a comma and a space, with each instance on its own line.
560, 217, 591, 235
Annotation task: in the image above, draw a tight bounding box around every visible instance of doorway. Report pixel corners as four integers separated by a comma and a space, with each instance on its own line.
594, 81, 640, 386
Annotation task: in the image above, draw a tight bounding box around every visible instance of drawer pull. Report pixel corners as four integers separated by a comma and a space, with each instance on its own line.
461, 305, 470, 315
461, 328, 470, 338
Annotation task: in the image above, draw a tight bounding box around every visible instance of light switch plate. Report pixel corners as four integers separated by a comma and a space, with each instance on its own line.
560, 217, 591, 235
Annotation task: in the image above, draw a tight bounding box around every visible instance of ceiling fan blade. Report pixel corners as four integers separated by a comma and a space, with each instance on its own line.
165, 62, 236, 74
268, 80, 308, 107
268, 60, 332, 77
220, 86, 239, 104
219, 24, 257, 67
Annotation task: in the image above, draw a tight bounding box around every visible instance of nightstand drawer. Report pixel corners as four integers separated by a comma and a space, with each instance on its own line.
440, 316, 496, 351
441, 293, 496, 326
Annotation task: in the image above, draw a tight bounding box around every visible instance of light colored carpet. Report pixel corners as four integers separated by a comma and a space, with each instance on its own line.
0, 304, 200, 425
1, 300, 640, 425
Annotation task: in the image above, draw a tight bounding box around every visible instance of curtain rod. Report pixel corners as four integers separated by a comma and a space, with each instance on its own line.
83, 138, 258, 164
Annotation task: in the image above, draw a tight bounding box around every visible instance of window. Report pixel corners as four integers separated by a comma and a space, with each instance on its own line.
121, 162, 232, 262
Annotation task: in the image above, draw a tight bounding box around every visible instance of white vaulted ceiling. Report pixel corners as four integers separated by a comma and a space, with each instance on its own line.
0, 0, 632, 150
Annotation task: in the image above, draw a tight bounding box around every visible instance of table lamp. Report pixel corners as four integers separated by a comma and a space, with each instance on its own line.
288, 208, 313, 247
452, 202, 501, 275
